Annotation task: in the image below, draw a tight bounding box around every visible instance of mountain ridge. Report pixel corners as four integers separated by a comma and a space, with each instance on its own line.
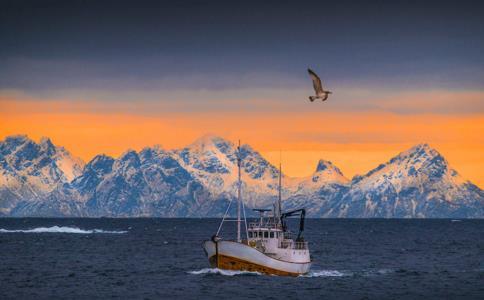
0, 135, 482, 218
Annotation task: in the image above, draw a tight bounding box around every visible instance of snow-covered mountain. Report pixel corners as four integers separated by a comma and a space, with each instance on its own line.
0, 135, 84, 216
289, 159, 349, 194
69, 146, 219, 217
283, 159, 350, 215
0, 135, 482, 217
173, 135, 283, 208
324, 144, 483, 218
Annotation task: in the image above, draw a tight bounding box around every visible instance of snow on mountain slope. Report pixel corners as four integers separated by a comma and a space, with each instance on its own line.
282, 160, 350, 215
171, 136, 354, 214
0, 135, 482, 217
70, 134, 351, 216
290, 159, 349, 194
173, 135, 282, 208
0, 136, 82, 190
331, 144, 483, 218
0, 135, 85, 215
352, 144, 465, 192
0, 136, 84, 189
52, 145, 84, 182
69, 146, 216, 217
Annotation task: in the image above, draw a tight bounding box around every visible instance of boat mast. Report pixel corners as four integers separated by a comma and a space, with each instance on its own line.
278, 160, 282, 219
237, 140, 242, 243
274, 150, 282, 222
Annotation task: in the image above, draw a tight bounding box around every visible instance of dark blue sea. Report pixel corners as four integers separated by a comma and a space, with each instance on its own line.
0, 218, 483, 299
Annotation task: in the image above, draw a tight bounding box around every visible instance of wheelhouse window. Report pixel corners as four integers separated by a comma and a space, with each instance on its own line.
264, 231, 269, 238
270, 232, 274, 238
248, 231, 253, 238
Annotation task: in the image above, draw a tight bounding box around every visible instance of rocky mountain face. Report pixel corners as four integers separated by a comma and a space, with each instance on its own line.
173, 135, 298, 209
0, 135, 482, 217
323, 144, 484, 218
0, 135, 84, 216
71, 147, 215, 217
283, 159, 350, 215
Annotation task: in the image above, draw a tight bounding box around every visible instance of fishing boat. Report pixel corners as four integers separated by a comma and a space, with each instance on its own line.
202, 142, 311, 276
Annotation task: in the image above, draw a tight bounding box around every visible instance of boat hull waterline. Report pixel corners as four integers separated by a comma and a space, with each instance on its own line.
203, 240, 311, 276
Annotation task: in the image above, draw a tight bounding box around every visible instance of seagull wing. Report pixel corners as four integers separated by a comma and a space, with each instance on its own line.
308, 68, 324, 95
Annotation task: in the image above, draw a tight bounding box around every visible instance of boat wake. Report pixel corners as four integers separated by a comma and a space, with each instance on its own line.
188, 268, 351, 277
0, 226, 127, 234
303, 268, 399, 278
188, 268, 262, 276
300, 270, 349, 277
188, 268, 395, 278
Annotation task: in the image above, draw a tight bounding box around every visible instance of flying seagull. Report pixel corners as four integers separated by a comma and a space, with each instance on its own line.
307, 68, 332, 102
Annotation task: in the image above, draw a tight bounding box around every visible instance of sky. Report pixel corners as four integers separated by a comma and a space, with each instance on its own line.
1, 0, 483, 187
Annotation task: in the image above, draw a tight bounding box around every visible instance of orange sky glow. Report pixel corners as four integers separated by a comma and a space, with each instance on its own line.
1, 93, 483, 188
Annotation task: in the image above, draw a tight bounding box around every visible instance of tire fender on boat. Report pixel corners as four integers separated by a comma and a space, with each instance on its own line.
211, 235, 220, 268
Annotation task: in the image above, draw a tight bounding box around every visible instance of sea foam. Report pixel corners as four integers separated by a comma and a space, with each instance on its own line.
300, 270, 349, 277
0, 226, 127, 234
188, 268, 349, 277
188, 268, 262, 276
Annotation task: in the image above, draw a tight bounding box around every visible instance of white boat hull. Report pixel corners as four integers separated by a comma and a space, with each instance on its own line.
202, 240, 311, 276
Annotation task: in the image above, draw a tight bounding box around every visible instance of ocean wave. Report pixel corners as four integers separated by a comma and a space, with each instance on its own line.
0, 226, 127, 234
188, 268, 349, 277
301, 270, 349, 277
188, 268, 262, 276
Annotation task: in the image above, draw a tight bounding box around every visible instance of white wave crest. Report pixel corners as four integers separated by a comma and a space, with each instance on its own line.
301, 270, 349, 277
188, 268, 262, 276
0, 226, 127, 234
188, 268, 350, 278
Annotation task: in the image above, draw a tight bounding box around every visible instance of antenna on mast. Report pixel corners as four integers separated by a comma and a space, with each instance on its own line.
277, 150, 282, 219
236, 140, 242, 243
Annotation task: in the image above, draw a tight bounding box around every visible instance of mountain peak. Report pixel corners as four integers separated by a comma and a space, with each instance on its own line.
291, 158, 348, 193
90, 154, 114, 165
315, 159, 342, 175
150, 144, 164, 151
196, 133, 226, 143
120, 149, 139, 160
353, 142, 455, 189
400, 143, 438, 160
85, 154, 114, 174
139, 145, 165, 161
39, 137, 56, 154
4, 134, 29, 143
189, 134, 231, 148
312, 159, 347, 183
413, 142, 430, 149
39, 136, 53, 145
0, 134, 482, 217
1, 135, 31, 152
184, 135, 237, 159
